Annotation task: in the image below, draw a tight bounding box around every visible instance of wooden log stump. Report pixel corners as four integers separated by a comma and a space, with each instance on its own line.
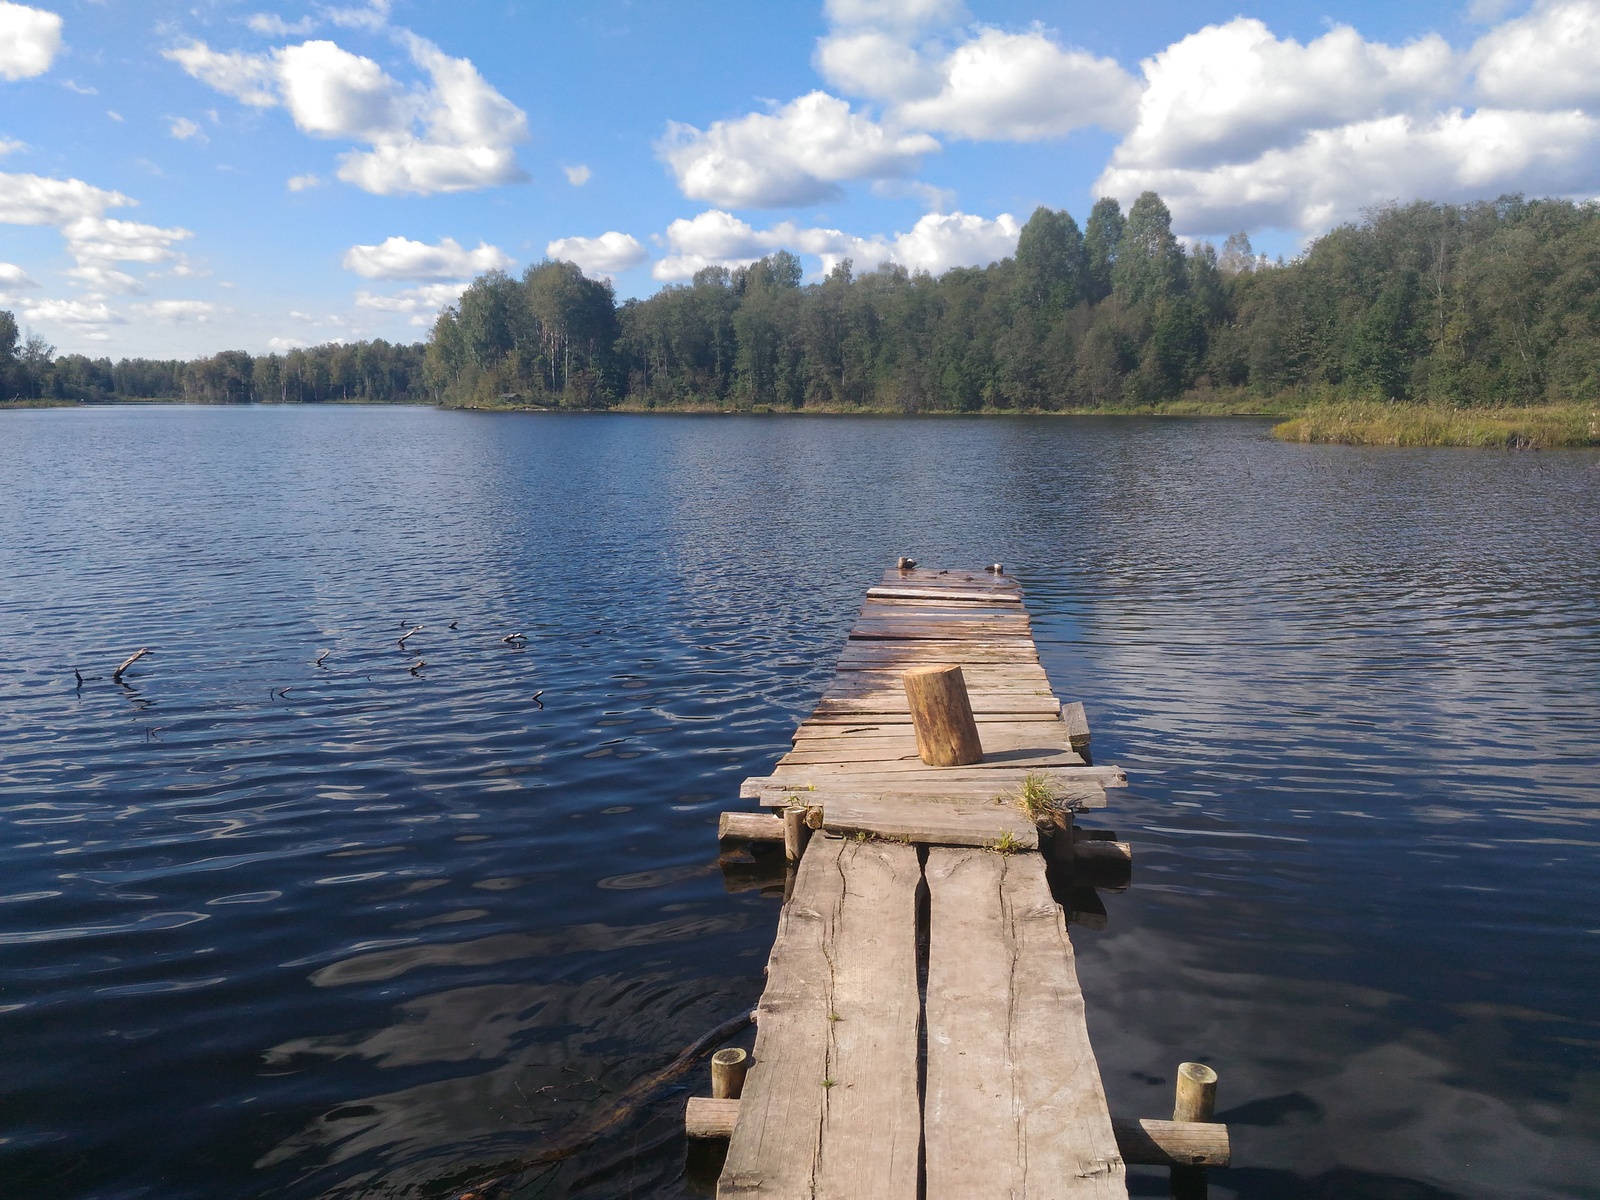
901, 665, 984, 767
782, 807, 810, 864
719, 812, 785, 842
711, 1047, 749, 1099
1173, 1062, 1218, 1122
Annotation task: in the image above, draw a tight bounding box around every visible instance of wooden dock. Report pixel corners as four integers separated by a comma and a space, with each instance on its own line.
703, 566, 1142, 1199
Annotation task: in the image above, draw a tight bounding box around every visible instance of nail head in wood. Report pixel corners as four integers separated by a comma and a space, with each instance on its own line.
901, 664, 984, 767
1173, 1061, 1218, 1123
711, 1047, 749, 1099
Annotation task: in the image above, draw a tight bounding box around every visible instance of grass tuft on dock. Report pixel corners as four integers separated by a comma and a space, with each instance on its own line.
1271, 402, 1600, 449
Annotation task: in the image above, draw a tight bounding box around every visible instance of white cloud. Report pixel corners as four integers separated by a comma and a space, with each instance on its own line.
166, 28, 528, 196
1116, 19, 1457, 171
133, 299, 216, 322
23, 297, 125, 324
63, 216, 191, 268
62, 78, 94, 94
822, 0, 964, 30
169, 116, 203, 140
660, 91, 939, 208
0, 260, 36, 288
651, 207, 1019, 281
247, 12, 317, 37
889, 27, 1139, 141
164, 42, 279, 107
1473, 0, 1600, 110
342, 235, 512, 280
286, 172, 321, 190
1099, 108, 1600, 235
0, 1, 60, 81
0, 170, 129, 224
267, 335, 308, 350
814, 29, 942, 102
546, 231, 647, 278
1091, 6, 1600, 237
325, 0, 389, 32
0, 135, 23, 155
564, 163, 591, 186
354, 281, 464, 324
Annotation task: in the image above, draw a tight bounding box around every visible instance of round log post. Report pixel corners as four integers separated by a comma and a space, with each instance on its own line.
1173, 1062, 1218, 1123
711, 1048, 749, 1100
783, 806, 810, 865
901, 665, 984, 767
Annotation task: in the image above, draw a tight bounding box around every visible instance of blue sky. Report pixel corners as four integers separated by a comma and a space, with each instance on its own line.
2, 0, 1597, 357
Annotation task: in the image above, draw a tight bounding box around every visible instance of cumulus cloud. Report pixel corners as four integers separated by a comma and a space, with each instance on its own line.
165, 27, 528, 195
546, 231, 647, 279
169, 117, 203, 140
247, 13, 317, 37
0, 170, 129, 225
1095, 6, 1600, 237
1116, 19, 1457, 172
563, 163, 591, 186
651, 207, 1019, 281
660, 91, 938, 208
133, 299, 216, 322
0, 260, 36, 288
1100, 108, 1600, 235
342, 235, 511, 280
0, 1, 60, 82
889, 27, 1139, 140
1473, 0, 1600, 109
355, 281, 464, 324
286, 172, 320, 190
0, 171, 194, 316
822, 0, 964, 30
23, 297, 125, 324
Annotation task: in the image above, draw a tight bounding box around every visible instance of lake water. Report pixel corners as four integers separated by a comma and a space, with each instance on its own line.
1, 406, 1597, 1200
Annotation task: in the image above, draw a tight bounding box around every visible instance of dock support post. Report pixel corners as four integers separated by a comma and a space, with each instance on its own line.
783, 807, 810, 865
901, 665, 984, 767
1173, 1062, 1218, 1122
711, 1048, 749, 1100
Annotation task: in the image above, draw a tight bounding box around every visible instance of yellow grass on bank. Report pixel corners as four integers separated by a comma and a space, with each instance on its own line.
1271, 402, 1600, 449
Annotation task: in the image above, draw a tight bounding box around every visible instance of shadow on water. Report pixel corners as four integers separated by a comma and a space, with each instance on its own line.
1, 408, 1597, 1198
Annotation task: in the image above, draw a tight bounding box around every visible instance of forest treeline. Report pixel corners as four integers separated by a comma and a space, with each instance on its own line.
6, 190, 1598, 410
429, 191, 1600, 411
0, 321, 428, 404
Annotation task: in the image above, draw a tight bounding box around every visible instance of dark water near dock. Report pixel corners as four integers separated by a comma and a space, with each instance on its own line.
1, 406, 1597, 1200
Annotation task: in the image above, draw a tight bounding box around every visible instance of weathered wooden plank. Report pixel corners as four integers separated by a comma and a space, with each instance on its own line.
866, 586, 1023, 603
744, 767, 1117, 806
811, 840, 922, 1199
719, 837, 923, 1199
779, 745, 1086, 771
790, 725, 1072, 754
821, 794, 1038, 848
719, 837, 841, 1197
879, 567, 1016, 586
813, 694, 1063, 717
849, 624, 1034, 641
791, 717, 1073, 741
923, 848, 1126, 1199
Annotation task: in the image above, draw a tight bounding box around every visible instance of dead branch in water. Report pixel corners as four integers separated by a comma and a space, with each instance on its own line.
501, 632, 526, 645
398, 626, 423, 648
409, 659, 426, 675
449, 1008, 755, 1200
112, 648, 149, 683
314, 650, 330, 668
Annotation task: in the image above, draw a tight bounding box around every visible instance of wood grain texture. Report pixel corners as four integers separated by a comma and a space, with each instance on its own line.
821, 794, 1038, 848
719, 837, 922, 1200
923, 848, 1127, 1199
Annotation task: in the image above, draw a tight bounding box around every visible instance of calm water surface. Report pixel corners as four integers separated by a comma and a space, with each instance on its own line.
1, 407, 1597, 1200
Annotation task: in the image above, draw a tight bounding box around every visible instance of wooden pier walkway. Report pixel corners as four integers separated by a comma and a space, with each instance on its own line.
707, 566, 1136, 1199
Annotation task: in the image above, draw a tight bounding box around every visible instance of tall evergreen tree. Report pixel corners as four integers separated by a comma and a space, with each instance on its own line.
1083, 197, 1125, 304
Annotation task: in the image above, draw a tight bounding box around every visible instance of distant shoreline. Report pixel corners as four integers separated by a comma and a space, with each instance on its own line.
7, 395, 1596, 447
